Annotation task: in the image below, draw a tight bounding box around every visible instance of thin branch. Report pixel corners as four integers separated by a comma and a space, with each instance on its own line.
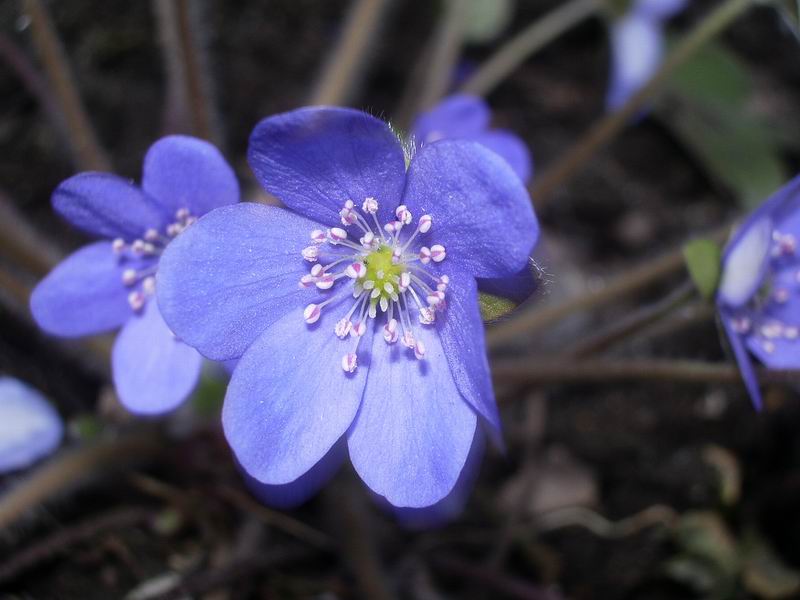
459, 0, 600, 97
22, 0, 111, 172
530, 0, 763, 206
308, 0, 394, 106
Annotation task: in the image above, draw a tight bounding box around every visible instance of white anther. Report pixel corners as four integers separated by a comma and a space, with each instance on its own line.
731, 317, 751, 334
379, 296, 389, 312
342, 353, 358, 373
176, 207, 190, 220
430, 244, 446, 263
122, 269, 138, 286
299, 274, 316, 288
419, 307, 435, 325
392, 248, 402, 264
384, 221, 399, 234
383, 319, 399, 344
438, 275, 449, 290
303, 303, 322, 324
311, 264, 324, 277
761, 322, 783, 339
128, 291, 145, 311
353, 321, 366, 337
335, 318, 352, 339
395, 205, 412, 225
344, 200, 354, 209
329, 228, 347, 244
368, 303, 377, 319
142, 276, 156, 295
346, 262, 366, 279
402, 331, 416, 349
774, 289, 790, 304
786, 327, 799, 340
362, 197, 378, 214
302, 245, 320, 262
311, 229, 327, 244
315, 275, 335, 290
167, 223, 182, 237
419, 246, 431, 264
144, 228, 160, 242
399, 272, 411, 291
418, 214, 432, 233
131, 239, 146, 254
363, 280, 375, 290
383, 282, 395, 294
414, 340, 426, 360
427, 290, 445, 306
112, 238, 126, 254
762, 340, 775, 354
340, 206, 357, 226
360, 232, 375, 248
370, 288, 381, 299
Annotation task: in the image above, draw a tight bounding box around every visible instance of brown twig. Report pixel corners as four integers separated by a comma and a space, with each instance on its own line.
22, 0, 111, 171
308, 0, 394, 106
431, 555, 562, 600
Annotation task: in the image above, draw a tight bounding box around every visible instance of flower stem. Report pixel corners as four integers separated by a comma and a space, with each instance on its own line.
22, 0, 111, 172
491, 358, 798, 386
459, 0, 601, 97
530, 0, 767, 206
308, 0, 394, 106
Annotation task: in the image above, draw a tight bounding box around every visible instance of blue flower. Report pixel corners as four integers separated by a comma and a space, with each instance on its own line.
0, 377, 63, 473
30, 136, 239, 415
411, 94, 533, 183
606, 0, 686, 111
717, 175, 800, 410
157, 107, 539, 509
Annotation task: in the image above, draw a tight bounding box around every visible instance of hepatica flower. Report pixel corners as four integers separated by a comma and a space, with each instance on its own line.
30, 136, 239, 415
411, 94, 533, 183
717, 175, 800, 410
606, 0, 687, 111
158, 107, 539, 509
0, 376, 63, 473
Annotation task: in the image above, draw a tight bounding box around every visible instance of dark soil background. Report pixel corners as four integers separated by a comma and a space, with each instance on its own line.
2, 0, 800, 598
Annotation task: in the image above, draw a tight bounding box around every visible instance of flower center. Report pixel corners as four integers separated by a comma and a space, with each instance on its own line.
299, 197, 448, 373
111, 208, 196, 311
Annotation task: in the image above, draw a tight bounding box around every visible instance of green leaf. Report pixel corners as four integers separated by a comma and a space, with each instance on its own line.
191, 371, 227, 418
683, 238, 722, 300
479, 292, 517, 322
742, 531, 800, 599
658, 42, 786, 210
462, 0, 514, 44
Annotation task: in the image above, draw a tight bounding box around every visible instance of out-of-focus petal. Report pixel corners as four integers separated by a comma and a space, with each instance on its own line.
142, 135, 239, 219
477, 261, 538, 304
402, 140, 538, 278
0, 377, 63, 473
473, 129, 533, 183
606, 16, 664, 111
633, 0, 687, 20
52, 173, 166, 241
157, 203, 321, 361
719, 311, 763, 410
347, 322, 478, 508
411, 94, 491, 144
223, 297, 371, 487
112, 300, 203, 415
718, 215, 772, 308
248, 107, 407, 226
30, 241, 138, 337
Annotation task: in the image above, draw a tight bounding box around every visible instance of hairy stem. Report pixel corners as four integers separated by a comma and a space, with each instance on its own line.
460, 0, 600, 97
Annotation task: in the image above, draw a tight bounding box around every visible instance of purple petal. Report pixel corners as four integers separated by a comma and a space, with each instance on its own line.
606, 16, 664, 111
241, 439, 347, 509
112, 300, 203, 415
30, 241, 139, 337
248, 107, 407, 226
719, 310, 763, 410
411, 94, 490, 144
52, 173, 166, 241
717, 214, 772, 308
347, 322, 478, 508
0, 377, 63, 473
157, 203, 321, 361
223, 298, 371, 486
437, 272, 502, 445
473, 129, 533, 183
477, 262, 538, 304
402, 140, 538, 278
633, 0, 687, 20
142, 135, 239, 219
747, 334, 800, 371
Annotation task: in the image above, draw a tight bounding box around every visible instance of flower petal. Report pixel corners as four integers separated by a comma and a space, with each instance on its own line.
112, 300, 203, 415
30, 241, 138, 337
719, 310, 763, 410
347, 321, 478, 508
0, 377, 63, 473
717, 214, 772, 308
223, 298, 371, 486
142, 135, 239, 218
157, 203, 321, 361
248, 107, 407, 226
477, 262, 538, 304
437, 272, 502, 444
242, 439, 347, 509
606, 16, 664, 111
52, 173, 166, 240
747, 334, 800, 371
633, 0, 687, 20
472, 129, 533, 183
402, 140, 538, 278
411, 94, 490, 144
